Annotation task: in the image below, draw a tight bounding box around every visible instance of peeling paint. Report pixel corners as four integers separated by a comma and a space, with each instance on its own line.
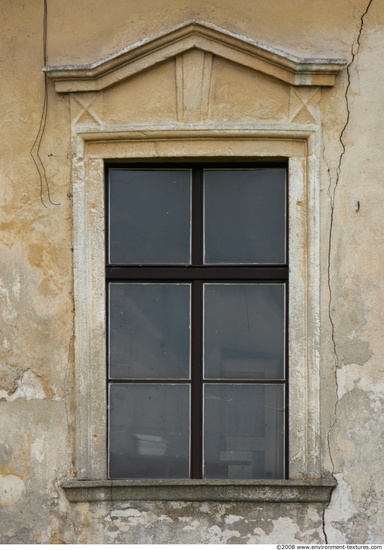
0, 363, 22, 394
0, 369, 46, 402
206, 525, 241, 543
225, 514, 244, 525
111, 508, 141, 518
0, 474, 25, 508
326, 387, 384, 543
181, 519, 200, 531
31, 438, 45, 464
0, 444, 12, 468
325, 2, 376, 543
0, 278, 18, 321
327, 0, 374, 371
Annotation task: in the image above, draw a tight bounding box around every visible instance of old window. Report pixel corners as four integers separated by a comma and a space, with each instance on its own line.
59, 134, 334, 502
45, 19, 345, 500
107, 164, 287, 480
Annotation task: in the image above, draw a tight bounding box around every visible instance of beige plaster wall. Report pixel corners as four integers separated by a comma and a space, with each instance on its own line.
0, 0, 383, 543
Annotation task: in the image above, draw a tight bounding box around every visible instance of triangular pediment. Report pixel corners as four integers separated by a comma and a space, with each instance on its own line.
45, 20, 346, 92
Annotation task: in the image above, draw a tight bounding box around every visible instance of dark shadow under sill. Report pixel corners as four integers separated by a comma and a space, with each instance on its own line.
61, 478, 336, 503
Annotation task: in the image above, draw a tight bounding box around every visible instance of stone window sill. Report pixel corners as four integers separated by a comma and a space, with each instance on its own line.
61, 478, 336, 503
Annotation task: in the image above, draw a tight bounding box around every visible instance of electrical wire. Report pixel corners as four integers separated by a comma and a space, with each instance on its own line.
30, 0, 60, 207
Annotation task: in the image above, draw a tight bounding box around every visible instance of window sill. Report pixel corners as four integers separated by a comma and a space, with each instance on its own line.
61, 478, 336, 503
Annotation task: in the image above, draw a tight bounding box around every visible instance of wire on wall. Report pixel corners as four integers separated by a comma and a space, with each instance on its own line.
30, 0, 60, 207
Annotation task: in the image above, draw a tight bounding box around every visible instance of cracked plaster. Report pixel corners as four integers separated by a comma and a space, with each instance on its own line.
324, 2, 381, 543
327, 0, 375, 374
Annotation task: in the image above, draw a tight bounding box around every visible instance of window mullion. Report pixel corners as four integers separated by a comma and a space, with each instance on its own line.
190, 279, 203, 478
191, 168, 204, 478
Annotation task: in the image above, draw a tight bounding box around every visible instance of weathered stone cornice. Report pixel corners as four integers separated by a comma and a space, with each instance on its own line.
44, 20, 346, 92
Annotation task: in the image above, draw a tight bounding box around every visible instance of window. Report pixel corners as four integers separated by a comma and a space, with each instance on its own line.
106, 164, 288, 480
48, 19, 343, 500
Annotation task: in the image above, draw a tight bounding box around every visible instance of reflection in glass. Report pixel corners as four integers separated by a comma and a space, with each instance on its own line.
204, 284, 285, 379
203, 384, 285, 479
204, 169, 286, 264
109, 283, 190, 379
109, 384, 190, 479
109, 169, 191, 264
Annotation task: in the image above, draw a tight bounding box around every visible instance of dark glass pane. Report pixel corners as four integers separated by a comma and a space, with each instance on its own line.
109, 384, 190, 479
109, 283, 190, 379
203, 384, 285, 479
204, 169, 286, 264
109, 169, 191, 264
204, 284, 285, 380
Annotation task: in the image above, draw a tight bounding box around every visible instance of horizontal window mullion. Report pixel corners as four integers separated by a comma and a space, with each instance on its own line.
203, 379, 287, 384
108, 379, 191, 384
106, 266, 288, 281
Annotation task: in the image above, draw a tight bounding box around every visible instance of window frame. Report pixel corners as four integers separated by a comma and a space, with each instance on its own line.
105, 162, 289, 480
69, 129, 322, 489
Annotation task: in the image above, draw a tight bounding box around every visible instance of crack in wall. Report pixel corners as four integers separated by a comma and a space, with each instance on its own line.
325, 0, 374, 542
322, 508, 328, 544
328, 0, 373, 374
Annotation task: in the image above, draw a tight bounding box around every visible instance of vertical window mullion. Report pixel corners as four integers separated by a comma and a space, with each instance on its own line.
190, 280, 203, 478
190, 168, 204, 478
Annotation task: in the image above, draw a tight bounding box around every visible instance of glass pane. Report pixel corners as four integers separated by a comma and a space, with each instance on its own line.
109, 384, 190, 479
204, 284, 285, 380
204, 169, 286, 264
109, 283, 190, 379
109, 169, 191, 264
203, 384, 285, 479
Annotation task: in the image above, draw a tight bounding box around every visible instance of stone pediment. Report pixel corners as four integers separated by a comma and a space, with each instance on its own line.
44, 20, 346, 93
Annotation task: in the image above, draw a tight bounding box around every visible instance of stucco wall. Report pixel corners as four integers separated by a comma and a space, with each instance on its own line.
0, 0, 383, 543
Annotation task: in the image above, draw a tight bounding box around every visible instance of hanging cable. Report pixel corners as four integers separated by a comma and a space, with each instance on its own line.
30, 0, 60, 207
